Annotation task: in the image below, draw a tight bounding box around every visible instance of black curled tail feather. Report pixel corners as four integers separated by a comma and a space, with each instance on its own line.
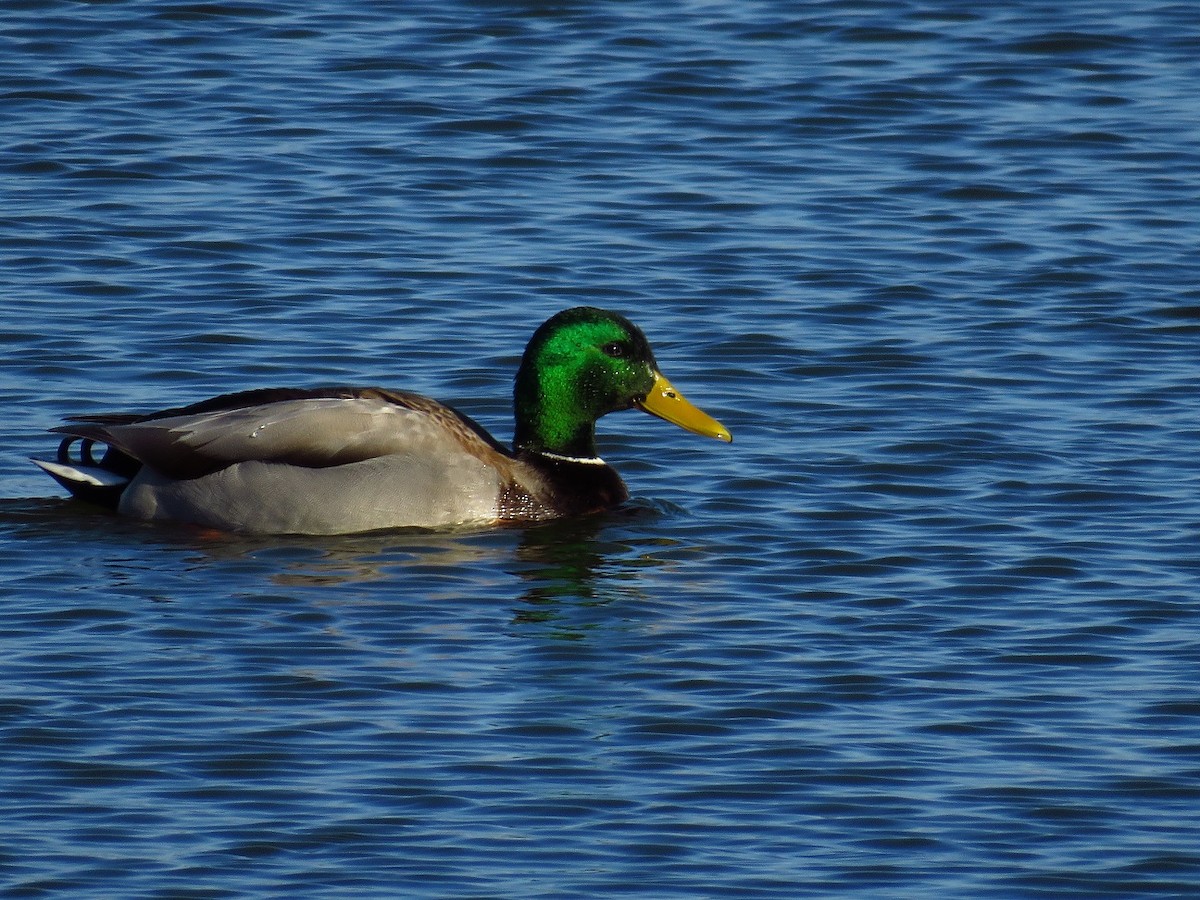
57, 435, 141, 479
59, 435, 97, 465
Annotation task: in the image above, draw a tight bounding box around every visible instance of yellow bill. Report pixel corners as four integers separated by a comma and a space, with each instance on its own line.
636, 372, 732, 443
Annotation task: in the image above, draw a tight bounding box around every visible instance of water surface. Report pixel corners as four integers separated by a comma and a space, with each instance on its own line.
3, 1, 1200, 896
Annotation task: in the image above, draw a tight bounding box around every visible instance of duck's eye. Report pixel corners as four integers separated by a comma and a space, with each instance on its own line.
602, 341, 628, 359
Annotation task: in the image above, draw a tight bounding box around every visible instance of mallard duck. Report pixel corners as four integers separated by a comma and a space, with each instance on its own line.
33, 307, 731, 534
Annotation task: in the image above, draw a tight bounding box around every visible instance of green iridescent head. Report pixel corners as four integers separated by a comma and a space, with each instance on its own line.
513, 307, 731, 459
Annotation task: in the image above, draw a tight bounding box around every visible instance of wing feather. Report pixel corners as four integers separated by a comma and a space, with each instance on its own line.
53, 389, 507, 480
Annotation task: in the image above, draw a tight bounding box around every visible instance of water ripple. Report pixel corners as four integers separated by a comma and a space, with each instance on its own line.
3, 0, 1200, 896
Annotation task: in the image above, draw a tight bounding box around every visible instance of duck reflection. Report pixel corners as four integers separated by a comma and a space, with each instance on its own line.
510, 515, 611, 620
179, 501, 681, 611
6, 496, 685, 633
508, 502, 681, 633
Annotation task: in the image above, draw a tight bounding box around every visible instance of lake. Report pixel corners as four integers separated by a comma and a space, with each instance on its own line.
2, 1, 1199, 896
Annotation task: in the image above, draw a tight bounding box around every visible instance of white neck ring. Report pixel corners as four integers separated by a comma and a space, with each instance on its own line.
532, 449, 607, 466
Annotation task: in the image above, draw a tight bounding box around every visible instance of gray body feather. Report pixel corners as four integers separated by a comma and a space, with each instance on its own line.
42, 393, 517, 534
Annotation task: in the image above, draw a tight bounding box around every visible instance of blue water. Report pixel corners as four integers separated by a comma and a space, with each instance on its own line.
3, 1, 1200, 896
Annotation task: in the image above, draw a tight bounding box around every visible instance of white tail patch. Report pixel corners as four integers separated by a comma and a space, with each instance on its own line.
32, 458, 130, 488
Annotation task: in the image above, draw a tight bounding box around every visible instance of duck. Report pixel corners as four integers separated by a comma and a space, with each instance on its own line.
32, 307, 732, 535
